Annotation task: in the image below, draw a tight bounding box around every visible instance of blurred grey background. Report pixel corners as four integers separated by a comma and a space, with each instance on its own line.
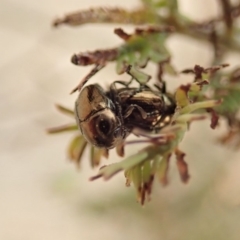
1, 0, 240, 239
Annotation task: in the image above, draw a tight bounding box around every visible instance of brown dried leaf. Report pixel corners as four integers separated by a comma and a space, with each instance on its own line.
175, 148, 190, 183
53, 7, 158, 27
206, 108, 219, 129
71, 49, 118, 66
116, 142, 125, 157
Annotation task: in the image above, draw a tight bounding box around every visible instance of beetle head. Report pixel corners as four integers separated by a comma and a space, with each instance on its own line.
75, 84, 124, 148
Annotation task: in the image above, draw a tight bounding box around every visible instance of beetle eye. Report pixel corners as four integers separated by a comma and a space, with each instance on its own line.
79, 109, 123, 149
97, 117, 111, 135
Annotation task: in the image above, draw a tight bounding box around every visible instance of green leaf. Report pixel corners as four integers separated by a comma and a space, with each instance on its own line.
68, 135, 88, 167
47, 124, 78, 134
157, 154, 170, 186
131, 165, 142, 196
179, 100, 221, 115
142, 160, 151, 184
90, 147, 105, 168
116, 27, 171, 73
55, 104, 75, 117
175, 87, 190, 108
90, 150, 150, 181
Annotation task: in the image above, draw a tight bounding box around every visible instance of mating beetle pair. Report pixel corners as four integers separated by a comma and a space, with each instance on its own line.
74, 67, 176, 149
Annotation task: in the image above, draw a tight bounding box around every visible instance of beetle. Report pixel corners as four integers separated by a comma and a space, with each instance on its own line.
74, 76, 176, 149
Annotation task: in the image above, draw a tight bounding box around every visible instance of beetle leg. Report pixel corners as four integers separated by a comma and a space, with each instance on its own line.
110, 78, 134, 88
123, 104, 148, 119
108, 83, 128, 140
125, 65, 151, 85
131, 127, 174, 142
154, 80, 166, 94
